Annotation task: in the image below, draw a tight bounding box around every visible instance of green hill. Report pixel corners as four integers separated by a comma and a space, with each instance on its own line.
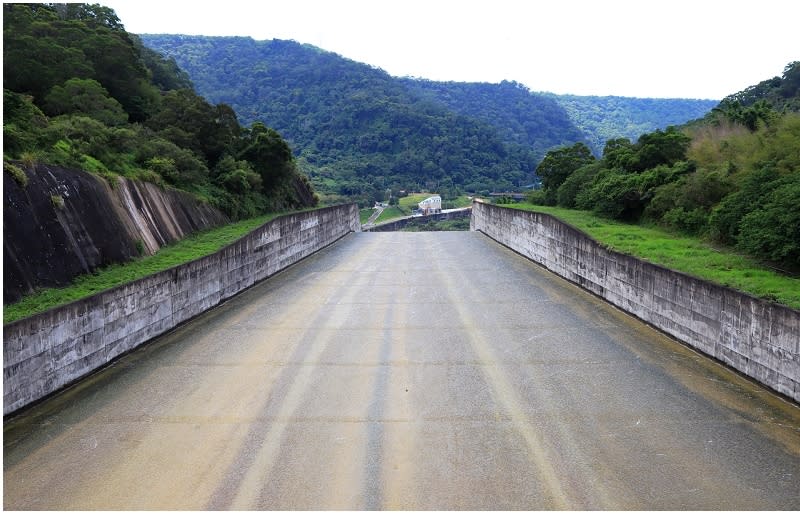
529, 62, 800, 270
141, 34, 717, 201
397, 78, 590, 157
545, 94, 718, 154
141, 35, 561, 204
3, 4, 316, 220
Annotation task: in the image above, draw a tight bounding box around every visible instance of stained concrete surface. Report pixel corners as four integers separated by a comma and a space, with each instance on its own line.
471, 202, 800, 401
4, 232, 800, 510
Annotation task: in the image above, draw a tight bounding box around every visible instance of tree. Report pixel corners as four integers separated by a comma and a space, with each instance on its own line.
535, 142, 595, 204
3, 11, 95, 101
628, 127, 690, 172
736, 175, 800, 267
43, 78, 128, 126
556, 162, 600, 208
708, 166, 781, 245
2, 3, 318, 219
146, 89, 239, 165
237, 122, 294, 192
132, 35, 193, 91
52, 3, 125, 30
213, 155, 262, 194
3, 3, 159, 122
601, 138, 634, 169
712, 99, 777, 131
779, 61, 800, 99
3, 89, 48, 156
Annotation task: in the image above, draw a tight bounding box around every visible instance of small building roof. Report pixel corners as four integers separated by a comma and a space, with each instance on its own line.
419, 195, 441, 206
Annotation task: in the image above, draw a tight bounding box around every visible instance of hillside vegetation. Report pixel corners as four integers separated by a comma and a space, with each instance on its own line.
403, 81, 716, 156
141, 34, 715, 206
140, 35, 545, 205
398, 79, 589, 157
3, 4, 317, 220
545, 94, 718, 154
529, 62, 800, 272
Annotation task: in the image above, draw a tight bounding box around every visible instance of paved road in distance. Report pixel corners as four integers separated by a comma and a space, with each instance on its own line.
4, 231, 800, 509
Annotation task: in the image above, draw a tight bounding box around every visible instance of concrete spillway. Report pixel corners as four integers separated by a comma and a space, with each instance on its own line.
4, 232, 800, 509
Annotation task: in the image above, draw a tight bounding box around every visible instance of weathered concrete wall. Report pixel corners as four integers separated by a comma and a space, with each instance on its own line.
471, 201, 800, 402
364, 208, 471, 232
3, 204, 360, 415
4, 163, 229, 303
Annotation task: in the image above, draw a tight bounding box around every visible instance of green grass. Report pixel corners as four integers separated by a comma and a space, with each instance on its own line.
375, 206, 405, 224
3, 212, 285, 324
507, 204, 800, 310
359, 208, 374, 224
398, 193, 431, 211
444, 195, 473, 209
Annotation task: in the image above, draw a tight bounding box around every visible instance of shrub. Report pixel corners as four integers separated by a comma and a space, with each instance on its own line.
525, 189, 548, 205
661, 207, 709, 235
50, 194, 65, 210
576, 169, 645, 220
20, 151, 39, 169
736, 175, 800, 267
708, 166, 781, 244
4, 160, 29, 187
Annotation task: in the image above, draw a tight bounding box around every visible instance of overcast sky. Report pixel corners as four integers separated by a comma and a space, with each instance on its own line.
104, 0, 799, 100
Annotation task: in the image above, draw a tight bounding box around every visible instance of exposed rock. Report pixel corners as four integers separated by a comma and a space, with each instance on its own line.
3, 163, 228, 303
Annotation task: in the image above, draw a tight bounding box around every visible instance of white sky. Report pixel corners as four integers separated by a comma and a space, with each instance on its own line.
104, 0, 799, 100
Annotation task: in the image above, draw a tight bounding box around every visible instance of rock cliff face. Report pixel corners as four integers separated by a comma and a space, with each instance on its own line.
4, 163, 228, 304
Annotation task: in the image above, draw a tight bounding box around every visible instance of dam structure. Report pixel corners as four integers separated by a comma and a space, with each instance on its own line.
4, 204, 799, 510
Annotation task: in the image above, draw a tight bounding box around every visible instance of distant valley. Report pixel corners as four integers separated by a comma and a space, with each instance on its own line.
141, 35, 716, 205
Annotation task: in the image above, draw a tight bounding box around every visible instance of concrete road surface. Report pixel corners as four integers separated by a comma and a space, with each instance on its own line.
4, 232, 800, 510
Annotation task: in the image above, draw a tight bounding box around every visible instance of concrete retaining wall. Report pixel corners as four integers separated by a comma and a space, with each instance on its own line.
3, 204, 360, 415
471, 201, 800, 402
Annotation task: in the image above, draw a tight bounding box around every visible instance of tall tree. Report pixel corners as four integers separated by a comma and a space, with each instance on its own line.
536, 142, 595, 203
43, 78, 128, 126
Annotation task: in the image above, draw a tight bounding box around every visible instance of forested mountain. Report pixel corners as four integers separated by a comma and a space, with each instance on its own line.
141, 35, 550, 204
531, 61, 800, 270
720, 61, 800, 112
401, 80, 715, 156
544, 94, 717, 154
141, 34, 716, 204
397, 79, 589, 156
3, 4, 316, 219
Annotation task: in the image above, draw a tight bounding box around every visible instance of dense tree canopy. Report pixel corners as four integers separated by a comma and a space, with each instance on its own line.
140, 35, 545, 204
141, 34, 714, 205
399, 79, 589, 158
43, 78, 128, 126
535, 142, 595, 204
3, 3, 317, 218
544, 94, 718, 154
530, 62, 800, 269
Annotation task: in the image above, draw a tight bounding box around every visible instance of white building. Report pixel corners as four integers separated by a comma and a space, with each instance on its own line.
418, 195, 442, 215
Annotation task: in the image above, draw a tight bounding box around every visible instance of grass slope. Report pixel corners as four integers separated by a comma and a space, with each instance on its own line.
508, 204, 800, 310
